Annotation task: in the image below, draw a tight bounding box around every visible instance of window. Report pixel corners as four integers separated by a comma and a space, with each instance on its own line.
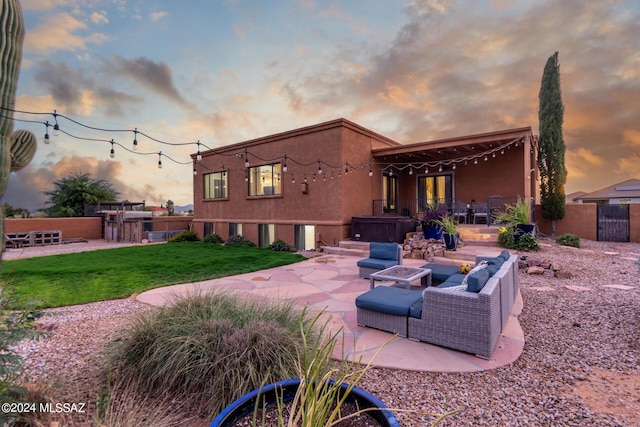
418, 174, 452, 211
229, 223, 243, 237
294, 225, 315, 250
204, 222, 215, 236
248, 163, 282, 196
258, 224, 275, 247
382, 173, 398, 212
204, 172, 227, 199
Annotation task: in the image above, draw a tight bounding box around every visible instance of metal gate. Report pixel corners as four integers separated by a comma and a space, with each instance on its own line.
597, 204, 629, 242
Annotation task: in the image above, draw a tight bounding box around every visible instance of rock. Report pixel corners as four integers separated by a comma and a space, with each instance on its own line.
556, 270, 574, 279
527, 266, 546, 275
411, 249, 423, 259
543, 269, 555, 278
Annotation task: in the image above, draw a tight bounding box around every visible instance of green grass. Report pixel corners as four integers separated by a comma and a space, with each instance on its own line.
1, 243, 306, 308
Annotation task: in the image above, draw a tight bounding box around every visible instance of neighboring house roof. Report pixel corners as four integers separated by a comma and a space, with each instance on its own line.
565, 191, 587, 203
574, 178, 640, 201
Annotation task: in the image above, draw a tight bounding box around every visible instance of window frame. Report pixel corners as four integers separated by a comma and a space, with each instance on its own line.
203, 171, 228, 200
247, 163, 283, 197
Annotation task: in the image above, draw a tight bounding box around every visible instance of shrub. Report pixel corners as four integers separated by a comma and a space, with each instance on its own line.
203, 233, 224, 244
106, 292, 317, 419
556, 233, 580, 248
269, 239, 295, 252
167, 230, 199, 242
515, 233, 540, 251
0, 284, 43, 419
497, 226, 516, 249
225, 234, 256, 247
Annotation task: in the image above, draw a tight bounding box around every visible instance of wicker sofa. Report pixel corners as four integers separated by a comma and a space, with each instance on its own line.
355, 251, 518, 359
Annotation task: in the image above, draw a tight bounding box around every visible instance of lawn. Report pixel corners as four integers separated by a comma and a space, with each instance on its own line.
1, 243, 306, 308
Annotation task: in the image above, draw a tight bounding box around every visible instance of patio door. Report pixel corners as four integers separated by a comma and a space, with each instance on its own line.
382, 173, 398, 213
418, 174, 452, 211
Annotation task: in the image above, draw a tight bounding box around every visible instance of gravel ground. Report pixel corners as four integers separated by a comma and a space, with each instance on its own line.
11, 238, 640, 426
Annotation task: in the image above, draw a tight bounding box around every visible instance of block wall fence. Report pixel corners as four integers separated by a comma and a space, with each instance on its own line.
4, 204, 640, 244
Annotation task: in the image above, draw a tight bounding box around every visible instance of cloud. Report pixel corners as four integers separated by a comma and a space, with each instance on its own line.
90, 10, 109, 25
150, 11, 168, 21
622, 129, 640, 147
104, 56, 192, 108
23, 12, 109, 55
3, 156, 158, 211
30, 60, 145, 116
20, 0, 75, 11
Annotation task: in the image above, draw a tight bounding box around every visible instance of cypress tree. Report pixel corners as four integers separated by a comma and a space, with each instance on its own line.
537, 51, 567, 237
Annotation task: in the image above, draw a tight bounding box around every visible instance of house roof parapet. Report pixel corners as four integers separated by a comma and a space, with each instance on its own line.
196, 118, 400, 159
574, 178, 640, 201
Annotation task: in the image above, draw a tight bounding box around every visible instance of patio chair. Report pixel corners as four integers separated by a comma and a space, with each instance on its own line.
473, 202, 488, 224
452, 202, 468, 224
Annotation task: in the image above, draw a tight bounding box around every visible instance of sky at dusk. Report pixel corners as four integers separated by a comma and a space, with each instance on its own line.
5, 0, 640, 211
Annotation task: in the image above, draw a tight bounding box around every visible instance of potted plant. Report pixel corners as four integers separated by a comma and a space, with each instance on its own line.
210, 312, 401, 427
492, 198, 533, 241
433, 215, 460, 251
420, 200, 448, 241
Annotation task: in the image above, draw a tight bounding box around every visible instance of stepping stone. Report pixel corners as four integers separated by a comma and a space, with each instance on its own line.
564, 285, 590, 292
530, 286, 555, 292
603, 285, 637, 290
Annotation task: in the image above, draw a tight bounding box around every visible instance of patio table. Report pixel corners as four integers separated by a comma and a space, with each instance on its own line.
369, 265, 432, 289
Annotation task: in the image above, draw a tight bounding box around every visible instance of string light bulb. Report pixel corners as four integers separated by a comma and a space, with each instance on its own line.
452, 164, 456, 170
283, 155, 288, 172
317, 160, 323, 175
193, 161, 197, 176
133, 128, 138, 150
158, 152, 163, 169
484, 155, 488, 161
196, 141, 202, 161
369, 163, 373, 177
425, 166, 429, 174
244, 149, 249, 167
52, 110, 60, 136
43, 121, 50, 144
409, 166, 413, 175
474, 158, 478, 165
109, 139, 115, 158
438, 165, 443, 172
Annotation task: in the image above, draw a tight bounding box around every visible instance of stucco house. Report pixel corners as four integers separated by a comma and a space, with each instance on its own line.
571, 179, 640, 204
192, 118, 538, 249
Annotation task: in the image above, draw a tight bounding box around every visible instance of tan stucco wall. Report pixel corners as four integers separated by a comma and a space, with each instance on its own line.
5, 217, 103, 239
535, 203, 598, 241
629, 203, 640, 243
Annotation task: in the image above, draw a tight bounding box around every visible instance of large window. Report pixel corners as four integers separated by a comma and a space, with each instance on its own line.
294, 225, 315, 251
382, 173, 398, 212
258, 224, 275, 247
248, 163, 282, 196
418, 174, 453, 211
204, 172, 227, 199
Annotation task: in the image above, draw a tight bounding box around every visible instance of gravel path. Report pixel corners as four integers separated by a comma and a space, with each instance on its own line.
11, 239, 640, 426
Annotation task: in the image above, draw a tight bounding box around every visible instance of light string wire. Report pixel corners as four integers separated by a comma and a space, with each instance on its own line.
2, 107, 528, 179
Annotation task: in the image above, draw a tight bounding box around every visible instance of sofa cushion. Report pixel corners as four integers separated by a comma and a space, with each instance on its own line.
500, 249, 511, 260
369, 242, 399, 261
421, 263, 460, 282
409, 298, 424, 319
485, 264, 500, 277
467, 269, 490, 292
487, 256, 505, 268
437, 273, 466, 288
355, 286, 423, 316
357, 258, 399, 270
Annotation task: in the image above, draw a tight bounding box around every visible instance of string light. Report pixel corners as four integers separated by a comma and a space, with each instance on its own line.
43, 121, 50, 144
52, 110, 60, 136
196, 141, 202, 161
109, 139, 115, 158
283, 155, 288, 172
133, 128, 138, 150
158, 152, 163, 169
317, 160, 323, 175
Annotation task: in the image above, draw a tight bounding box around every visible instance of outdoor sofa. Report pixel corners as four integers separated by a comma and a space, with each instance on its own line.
356, 242, 402, 279
355, 250, 518, 359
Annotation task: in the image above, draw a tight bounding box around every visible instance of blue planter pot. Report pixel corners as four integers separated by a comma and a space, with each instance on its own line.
514, 223, 535, 242
210, 378, 400, 427
422, 223, 443, 240
443, 233, 458, 250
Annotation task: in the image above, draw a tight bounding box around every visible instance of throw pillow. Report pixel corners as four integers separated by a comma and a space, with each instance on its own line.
460, 260, 488, 289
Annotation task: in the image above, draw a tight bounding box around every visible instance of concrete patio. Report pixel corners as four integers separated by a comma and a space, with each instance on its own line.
137, 249, 524, 373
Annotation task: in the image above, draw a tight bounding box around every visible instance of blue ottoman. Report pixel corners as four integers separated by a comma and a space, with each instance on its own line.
355, 286, 423, 337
